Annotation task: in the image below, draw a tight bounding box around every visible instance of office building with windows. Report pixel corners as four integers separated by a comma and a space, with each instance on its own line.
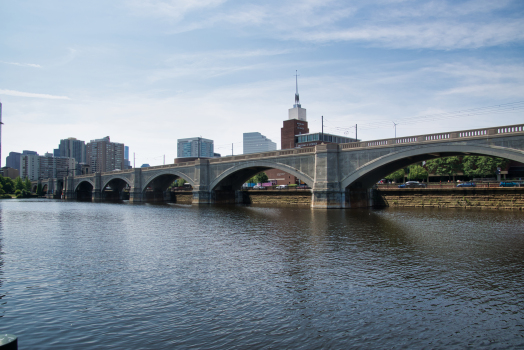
243, 132, 277, 154
177, 137, 214, 158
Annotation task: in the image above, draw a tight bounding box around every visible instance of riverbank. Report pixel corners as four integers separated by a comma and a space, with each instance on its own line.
376, 187, 524, 210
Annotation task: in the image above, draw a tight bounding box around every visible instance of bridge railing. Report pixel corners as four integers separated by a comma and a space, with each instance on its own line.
340, 123, 524, 151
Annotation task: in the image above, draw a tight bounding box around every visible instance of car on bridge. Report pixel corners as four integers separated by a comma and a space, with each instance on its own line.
457, 182, 476, 187
398, 181, 427, 188
499, 182, 520, 187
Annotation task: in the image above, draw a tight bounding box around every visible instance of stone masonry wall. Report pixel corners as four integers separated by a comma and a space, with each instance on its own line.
377, 188, 524, 210
243, 190, 311, 206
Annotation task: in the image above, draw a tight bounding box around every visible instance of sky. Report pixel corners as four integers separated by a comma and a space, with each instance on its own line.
1, 0, 523, 166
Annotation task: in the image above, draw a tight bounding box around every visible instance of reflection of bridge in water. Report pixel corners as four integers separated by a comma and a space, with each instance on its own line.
34, 124, 524, 208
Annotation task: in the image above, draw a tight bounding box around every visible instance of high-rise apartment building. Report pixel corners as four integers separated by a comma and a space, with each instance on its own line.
7, 150, 38, 174
54, 138, 86, 173
177, 137, 214, 158
243, 132, 277, 154
21, 154, 40, 180
86, 136, 125, 173
21, 153, 75, 180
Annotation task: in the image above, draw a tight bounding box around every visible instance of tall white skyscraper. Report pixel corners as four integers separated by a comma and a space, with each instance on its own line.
243, 132, 277, 154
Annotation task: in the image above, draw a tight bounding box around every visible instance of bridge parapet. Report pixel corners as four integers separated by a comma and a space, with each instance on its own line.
340, 123, 524, 151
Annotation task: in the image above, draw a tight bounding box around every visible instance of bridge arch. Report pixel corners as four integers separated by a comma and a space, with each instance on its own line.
101, 176, 132, 191
340, 144, 524, 189
141, 169, 195, 193
74, 179, 95, 191
209, 160, 314, 190
75, 179, 95, 200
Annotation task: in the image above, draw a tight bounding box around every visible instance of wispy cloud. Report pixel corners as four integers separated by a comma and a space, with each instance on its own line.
128, 0, 228, 21
0, 89, 70, 100
0, 61, 42, 68
131, 0, 524, 50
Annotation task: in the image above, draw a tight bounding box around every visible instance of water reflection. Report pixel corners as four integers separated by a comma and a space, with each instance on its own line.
0, 200, 523, 349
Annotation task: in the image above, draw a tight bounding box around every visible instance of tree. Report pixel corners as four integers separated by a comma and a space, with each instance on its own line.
424, 157, 462, 181
0, 176, 14, 194
175, 178, 187, 187
248, 172, 269, 184
385, 168, 405, 182
407, 165, 428, 181
14, 177, 24, 191
24, 177, 32, 192
463, 156, 509, 178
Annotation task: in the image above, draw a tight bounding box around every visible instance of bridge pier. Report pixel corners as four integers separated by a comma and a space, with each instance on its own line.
64, 176, 77, 200
129, 189, 143, 203
311, 190, 346, 209
192, 190, 213, 204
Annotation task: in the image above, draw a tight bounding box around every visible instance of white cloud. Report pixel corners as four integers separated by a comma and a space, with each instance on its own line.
128, 0, 227, 21
0, 89, 70, 100
132, 0, 524, 50
0, 61, 42, 68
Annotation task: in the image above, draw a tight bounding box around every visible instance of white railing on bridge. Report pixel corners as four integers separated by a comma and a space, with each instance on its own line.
340, 123, 524, 151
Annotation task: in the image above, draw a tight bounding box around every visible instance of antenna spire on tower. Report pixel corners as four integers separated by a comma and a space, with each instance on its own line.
294, 70, 301, 108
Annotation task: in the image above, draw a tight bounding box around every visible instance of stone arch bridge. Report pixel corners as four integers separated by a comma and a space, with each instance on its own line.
35, 124, 524, 208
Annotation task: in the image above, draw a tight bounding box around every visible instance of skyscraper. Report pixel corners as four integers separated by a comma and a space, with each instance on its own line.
86, 136, 125, 173
177, 137, 214, 158
243, 132, 277, 154
54, 138, 86, 174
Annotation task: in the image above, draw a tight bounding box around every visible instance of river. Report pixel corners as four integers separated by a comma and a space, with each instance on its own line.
1, 199, 523, 349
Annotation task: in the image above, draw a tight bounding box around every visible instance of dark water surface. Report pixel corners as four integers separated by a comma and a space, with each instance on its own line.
1, 199, 523, 349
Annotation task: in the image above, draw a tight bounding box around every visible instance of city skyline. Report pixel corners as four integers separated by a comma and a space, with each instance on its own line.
1, 0, 523, 167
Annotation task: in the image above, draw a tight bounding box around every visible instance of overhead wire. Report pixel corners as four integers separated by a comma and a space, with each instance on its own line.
331, 101, 524, 132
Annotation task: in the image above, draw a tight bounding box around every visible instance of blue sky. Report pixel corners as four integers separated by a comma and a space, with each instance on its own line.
1, 0, 523, 166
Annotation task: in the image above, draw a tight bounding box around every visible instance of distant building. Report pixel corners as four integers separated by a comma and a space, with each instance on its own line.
86, 136, 125, 173
20, 154, 40, 180
177, 137, 214, 158
6, 152, 21, 172
1, 167, 19, 180
243, 132, 277, 154
21, 153, 75, 180
124, 146, 131, 169
54, 138, 86, 173
296, 133, 357, 148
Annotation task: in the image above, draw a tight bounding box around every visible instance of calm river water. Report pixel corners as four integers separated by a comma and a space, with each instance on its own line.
1, 199, 523, 349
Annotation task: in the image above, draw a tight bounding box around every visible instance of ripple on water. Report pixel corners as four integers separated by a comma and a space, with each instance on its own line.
0, 200, 523, 349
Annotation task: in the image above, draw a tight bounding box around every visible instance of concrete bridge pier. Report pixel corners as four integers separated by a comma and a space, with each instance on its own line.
345, 188, 375, 208
45, 178, 55, 199
129, 188, 143, 203
91, 173, 103, 202
192, 189, 213, 204
64, 176, 77, 200
311, 143, 347, 209
311, 189, 347, 209
128, 168, 143, 203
